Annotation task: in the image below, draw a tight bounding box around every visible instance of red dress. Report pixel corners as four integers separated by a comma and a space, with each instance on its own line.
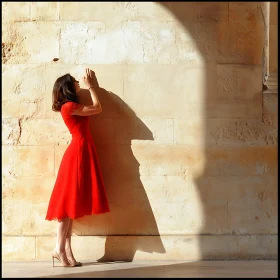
45, 101, 110, 221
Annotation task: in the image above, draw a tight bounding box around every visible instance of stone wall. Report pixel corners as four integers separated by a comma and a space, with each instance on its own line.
2, 2, 277, 261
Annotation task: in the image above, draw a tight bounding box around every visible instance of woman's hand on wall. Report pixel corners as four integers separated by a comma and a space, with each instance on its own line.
82, 68, 95, 89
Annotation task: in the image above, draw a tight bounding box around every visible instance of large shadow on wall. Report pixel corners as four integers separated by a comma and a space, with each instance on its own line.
159, 2, 276, 260
75, 73, 166, 261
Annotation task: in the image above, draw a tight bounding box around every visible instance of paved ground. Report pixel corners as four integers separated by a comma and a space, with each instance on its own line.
2, 260, 278, 278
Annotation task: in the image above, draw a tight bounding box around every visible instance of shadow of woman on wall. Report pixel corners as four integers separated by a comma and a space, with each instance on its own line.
73, 71, 166, 262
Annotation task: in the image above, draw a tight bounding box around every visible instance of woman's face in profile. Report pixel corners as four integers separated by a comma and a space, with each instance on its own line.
73, 77, 81, 93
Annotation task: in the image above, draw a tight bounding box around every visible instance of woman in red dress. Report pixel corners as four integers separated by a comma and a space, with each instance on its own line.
45, 68, 110, 267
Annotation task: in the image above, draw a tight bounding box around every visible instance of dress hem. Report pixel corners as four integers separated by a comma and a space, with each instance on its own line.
45, 209, 110, 221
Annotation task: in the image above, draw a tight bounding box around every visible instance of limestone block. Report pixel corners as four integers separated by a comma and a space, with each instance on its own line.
2, 118, 20, 145
140, 176, 228, 235
2, 237, 35, 261
199, 235, 238, 259
2, 2, 30, 22
2, 22, 59, 64
60, 20, 177, 64
2, 100, 44, 119
131, 144, 205, 177
123, 20, 177, 64
115, 118, 173, 145
174, 119, 205, 147
19, 118, 71, 146
217, 21, 264, 64
35, 235, 240, 261
59, 2, 123, 21
262, 93, 278, 127
176, 22, 218, 64
229, 2, 263, 22
164, 2, 228, 24
2, 146, 14, 177
226, 176, 277, 234
30, 2, 58, 21
2, 64, 47, 103
217, 65, 262, 101
132, 145, 277, 178
175, 119, 278, 146
238, 235, 277, 258
205, 146, 277, 177
124, 65, 213, 118
2, 200, 55, 236
36, 236, 56, 261
121, 2, 175, 21
59, 2, 175, 22
59, 21, 107, 64
134, 235, 201, 261
206, 119, 278, 146
13, 146, 54, 176
205, 100, 263, 119
2, 176, 55, 204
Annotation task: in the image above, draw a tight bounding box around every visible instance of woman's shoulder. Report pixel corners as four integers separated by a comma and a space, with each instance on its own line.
61, 101, 80, 114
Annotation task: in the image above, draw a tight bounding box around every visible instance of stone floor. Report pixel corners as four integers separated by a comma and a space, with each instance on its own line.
2, 260, 278, 278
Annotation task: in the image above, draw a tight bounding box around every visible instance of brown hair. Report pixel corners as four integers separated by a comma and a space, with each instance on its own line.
52, 74, 79, 112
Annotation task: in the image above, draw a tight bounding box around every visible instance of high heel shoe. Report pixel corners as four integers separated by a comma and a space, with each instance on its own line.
52, 250, 74, 267
67, 259, 82, 267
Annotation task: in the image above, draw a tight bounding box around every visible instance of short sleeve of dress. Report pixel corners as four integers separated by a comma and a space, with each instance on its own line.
61, 102, 81, 116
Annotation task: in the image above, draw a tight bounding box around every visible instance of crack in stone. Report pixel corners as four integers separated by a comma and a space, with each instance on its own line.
17, 118, 22, 145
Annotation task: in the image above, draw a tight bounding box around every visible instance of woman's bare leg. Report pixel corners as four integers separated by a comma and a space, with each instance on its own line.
54, 217, 71, 265
65, 219, 79, 264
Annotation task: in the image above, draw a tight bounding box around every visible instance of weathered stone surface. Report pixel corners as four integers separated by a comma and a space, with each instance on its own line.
131, 145, 277, 177
175, 119, 278, 146
124, 65, 217, 118
2, 237, 35, 261
35, 235, 241, 261
190, 100, 263, 119
13, 146, 54, 176
2, 22, 59, 64
238, 235, 277, 258
59, 20, 178, 64
262, 93, 278, 127
7, 235, 277, 261
217, 21, 264, 64
2, 176, 56, 204
226, 176, 277, 234
30, 2, 58, 21
2, 175, 56, 235
165, 2, 229, 24
217, 65, 262, 101
2, 146, 14, 177
2, 201, 55, 236
2, 118, 21, 145
229, 2, 263, 22
59, 2, 122, 21
115, 118, 173, 145
2, 100, 44, 119
2, 2, 30, 22
2, 64, 47, 103
19, 118, 71, 146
